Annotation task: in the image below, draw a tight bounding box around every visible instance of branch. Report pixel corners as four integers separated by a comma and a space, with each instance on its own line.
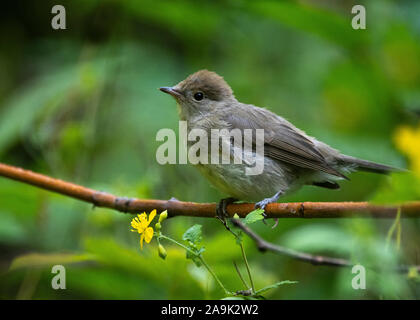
230, 218, 420, 273
1, 162, 420, 219
2, 161, 420, 272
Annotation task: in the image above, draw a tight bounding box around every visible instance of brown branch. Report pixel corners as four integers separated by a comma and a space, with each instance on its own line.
230, 218, 420, 273
2, 161, 420, 272
1, 162, 420, 219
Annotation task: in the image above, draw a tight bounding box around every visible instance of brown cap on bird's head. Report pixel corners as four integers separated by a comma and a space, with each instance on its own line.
160, 70, 234, 102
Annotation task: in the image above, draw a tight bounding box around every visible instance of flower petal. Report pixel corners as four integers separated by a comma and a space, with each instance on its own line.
140, 233, 144, 250
144, 227, 154, 243
148, 209, 157, 223
131, 221, 144, 233
138, 213, 148, 224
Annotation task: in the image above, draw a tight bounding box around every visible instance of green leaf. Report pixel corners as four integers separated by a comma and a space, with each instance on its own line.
9, 253, 94, 271
255, 280, 298, 295
244, 209, 265, 225
182, 224, 203, 245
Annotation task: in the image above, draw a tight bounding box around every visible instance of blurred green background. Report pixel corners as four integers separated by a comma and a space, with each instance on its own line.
1, 0, 420, 299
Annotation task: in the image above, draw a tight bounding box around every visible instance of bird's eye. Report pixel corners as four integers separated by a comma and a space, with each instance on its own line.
193, 92, 204, 101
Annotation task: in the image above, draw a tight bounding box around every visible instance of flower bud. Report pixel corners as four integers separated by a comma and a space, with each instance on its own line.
158, 210, 168, 223
155, 222, 161, 231
158, 244, 167, 260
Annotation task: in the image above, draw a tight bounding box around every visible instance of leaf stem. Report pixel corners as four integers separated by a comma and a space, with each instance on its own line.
159, 235, 192, 253
159, 234, 231, 295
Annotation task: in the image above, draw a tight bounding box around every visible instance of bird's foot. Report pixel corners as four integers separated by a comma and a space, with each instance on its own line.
216, 197, 237, 231
254, 191, 283, 211
254, 191, 283, 228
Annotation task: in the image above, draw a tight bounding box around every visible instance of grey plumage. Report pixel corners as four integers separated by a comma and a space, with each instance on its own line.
160, 70, 400, 206
337, 155, 399, 174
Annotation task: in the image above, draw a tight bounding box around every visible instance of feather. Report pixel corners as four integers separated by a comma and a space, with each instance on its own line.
224, 107, 349, 180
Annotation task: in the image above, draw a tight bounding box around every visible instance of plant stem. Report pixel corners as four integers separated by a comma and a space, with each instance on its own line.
233, 261, 249, 289
198, 256, 231, 295
159, 235, 192, 253
239, 241, 255, 293
159, 235, 231, 295
386, 207, 401, 250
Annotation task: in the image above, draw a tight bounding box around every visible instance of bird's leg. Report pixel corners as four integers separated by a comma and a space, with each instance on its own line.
216, 197, 237, 231
255, 190, 283, 211
255, 190, 283, 228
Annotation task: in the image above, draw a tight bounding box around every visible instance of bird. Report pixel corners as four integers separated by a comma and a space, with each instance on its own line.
159, 70, 399, 223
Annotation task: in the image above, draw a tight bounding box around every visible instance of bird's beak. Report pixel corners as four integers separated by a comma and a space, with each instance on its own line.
159, 86, 182, 98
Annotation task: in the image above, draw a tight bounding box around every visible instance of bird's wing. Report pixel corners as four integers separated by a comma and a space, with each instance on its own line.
223, 108, 348, 179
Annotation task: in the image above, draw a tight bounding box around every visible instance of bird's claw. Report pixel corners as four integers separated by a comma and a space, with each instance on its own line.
216, 197, 237, 231
255, 199, 272, 210
254, 191, 283, 228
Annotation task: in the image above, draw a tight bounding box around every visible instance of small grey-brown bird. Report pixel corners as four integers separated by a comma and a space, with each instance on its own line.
160, 70, 398, 220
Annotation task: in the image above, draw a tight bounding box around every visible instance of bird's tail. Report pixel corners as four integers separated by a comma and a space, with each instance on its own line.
338, 155, 402, 175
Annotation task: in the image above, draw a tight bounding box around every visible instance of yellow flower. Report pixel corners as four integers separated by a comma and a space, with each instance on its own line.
394, 124, 420, 176
130, 209, 156, 249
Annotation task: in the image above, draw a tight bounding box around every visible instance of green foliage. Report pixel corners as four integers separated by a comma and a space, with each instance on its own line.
281, 224, 354, 256
1, 0, 419, 300
248, 1, 365, 48
182, 224, 203, 246
255, 281, 299, 295
9, 253, 94, 271
371, 172, 420, 204
243, 209, 265, 225
182, 224, 205, 267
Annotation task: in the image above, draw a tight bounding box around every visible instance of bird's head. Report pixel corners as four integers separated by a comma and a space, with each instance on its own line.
160, 70, 235, 119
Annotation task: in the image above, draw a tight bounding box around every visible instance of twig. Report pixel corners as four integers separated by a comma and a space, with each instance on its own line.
1, 162, 420, 219
230, 218, 420, 273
